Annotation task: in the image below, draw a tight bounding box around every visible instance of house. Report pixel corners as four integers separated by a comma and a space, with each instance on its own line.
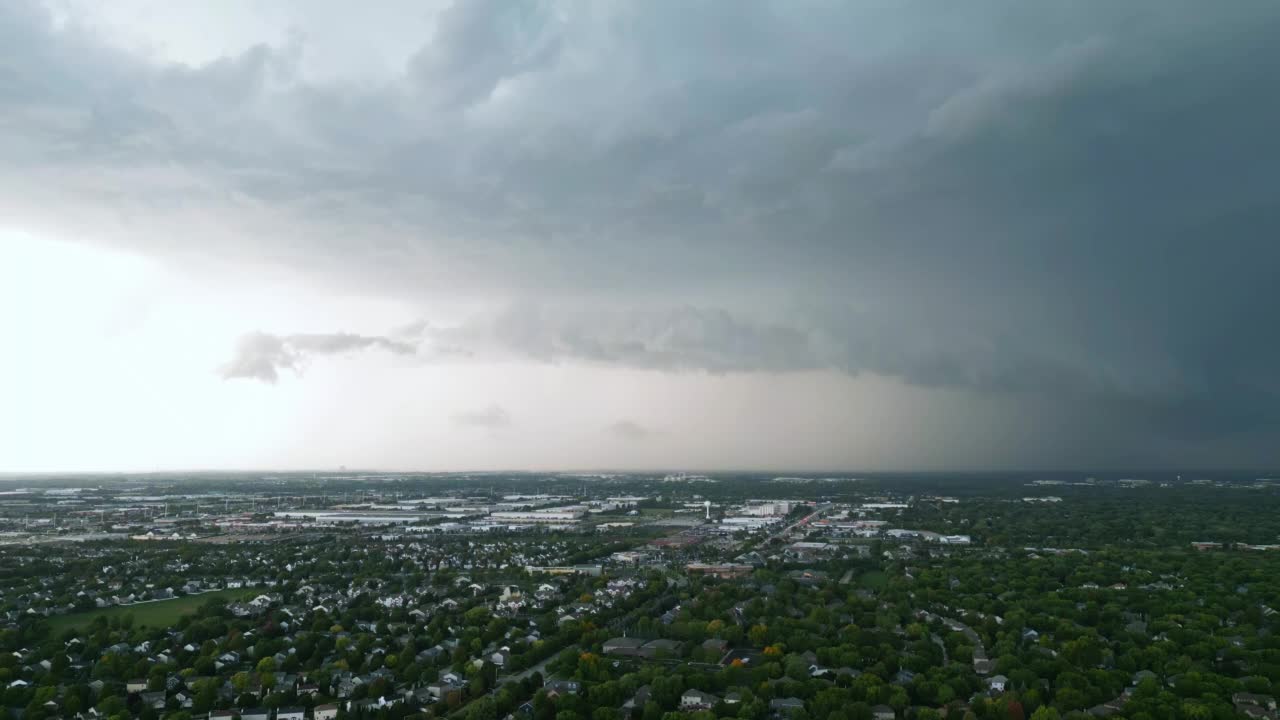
681, 690, 720, 710
336, 677, 359, 698
770, 697, 805, 715
640, 638, 682, 658
417, 645, 446, 663
314, 703, 339, 720
701, 638, 728, 655
545, 680, 581, 698
425, 681, 465, 701
622, 685, 651, 710
126, 680, 148, 693
602, 637, 646, 657
407, 681, 437, 702
241, 709, 271, 720
1087, 695, 1128, 717
277, 708, 305, 720
139, 692, 166, 710
987, 675, 1008, 693
1232, 694, 1276, 712
1132, 670, 1158, 685
871, 705, 896, 720
208, 711, 236, 720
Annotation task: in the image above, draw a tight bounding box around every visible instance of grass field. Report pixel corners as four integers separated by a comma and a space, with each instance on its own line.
45, 588, 256, 636
858, 570, 889, 590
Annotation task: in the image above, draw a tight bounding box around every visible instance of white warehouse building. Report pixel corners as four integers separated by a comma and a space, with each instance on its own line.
489, 510, 584, 523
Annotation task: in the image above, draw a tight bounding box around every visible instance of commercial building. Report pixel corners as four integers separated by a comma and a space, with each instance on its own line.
719, 517, 777, 531
524, 564, 603, 576
685, 563, 753, 579
489, 509, 584, 523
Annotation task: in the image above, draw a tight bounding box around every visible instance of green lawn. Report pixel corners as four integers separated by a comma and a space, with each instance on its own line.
858, 570, 889, 590
46, 588, 256, 636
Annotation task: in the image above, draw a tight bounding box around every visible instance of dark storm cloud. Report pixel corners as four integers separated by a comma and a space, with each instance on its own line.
407, 0, 565, 109
431, 305, 820, 374
221, 332, 416, 383
4, 0, 1280, 460
420, 303, 1196, 425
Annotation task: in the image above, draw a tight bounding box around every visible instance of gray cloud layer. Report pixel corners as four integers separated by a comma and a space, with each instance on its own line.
606, 420, 654, 441
451, 404, 512, 431
221, 332, 415, 383
428, 303, 1188, 401
5, 0, 1280, 463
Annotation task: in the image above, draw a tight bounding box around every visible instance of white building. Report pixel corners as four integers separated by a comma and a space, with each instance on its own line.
488, 510, 584, 523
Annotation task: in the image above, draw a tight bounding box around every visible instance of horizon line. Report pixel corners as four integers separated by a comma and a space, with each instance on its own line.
2, 466, 1278, 478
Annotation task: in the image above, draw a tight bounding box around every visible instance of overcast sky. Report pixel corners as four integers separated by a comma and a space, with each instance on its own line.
3, 0, 1279, 473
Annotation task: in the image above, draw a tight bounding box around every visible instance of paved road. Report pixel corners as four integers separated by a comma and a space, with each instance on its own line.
768, 503, 833, 542
500, 651, 560, 685
930, 633, 949, 665
446, 650, 568, 719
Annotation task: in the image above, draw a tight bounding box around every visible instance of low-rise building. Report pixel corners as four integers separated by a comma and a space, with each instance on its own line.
681, 690, 720, 710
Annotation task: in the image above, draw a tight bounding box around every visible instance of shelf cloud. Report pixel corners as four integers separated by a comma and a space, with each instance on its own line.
221, 332, 416, 383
